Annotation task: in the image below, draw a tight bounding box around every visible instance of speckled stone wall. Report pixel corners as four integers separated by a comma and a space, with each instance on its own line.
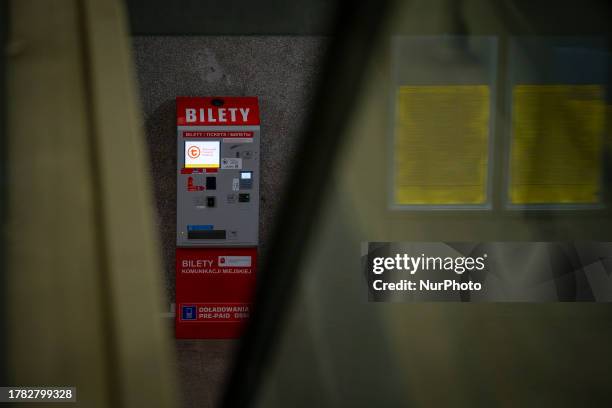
132, 36, 326, 304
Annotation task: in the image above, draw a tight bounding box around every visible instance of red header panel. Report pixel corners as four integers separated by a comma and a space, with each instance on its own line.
177, 97, 260, 126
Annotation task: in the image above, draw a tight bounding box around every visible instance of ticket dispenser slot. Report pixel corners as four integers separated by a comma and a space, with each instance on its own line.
206, 176, 217, 190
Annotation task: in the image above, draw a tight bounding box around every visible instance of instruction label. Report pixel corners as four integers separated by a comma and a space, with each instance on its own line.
221, 158, 242, 170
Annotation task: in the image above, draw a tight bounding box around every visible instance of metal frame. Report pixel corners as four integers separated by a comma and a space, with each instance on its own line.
0, 0, 8, 390
388, 35, 498, 211
503, 36, 609, 211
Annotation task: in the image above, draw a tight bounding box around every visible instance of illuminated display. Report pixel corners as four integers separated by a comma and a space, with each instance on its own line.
184, 141, 220, 169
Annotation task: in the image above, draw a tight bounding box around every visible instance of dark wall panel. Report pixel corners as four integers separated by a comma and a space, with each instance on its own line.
126, 0, 336, 35
132, 36, 326, 303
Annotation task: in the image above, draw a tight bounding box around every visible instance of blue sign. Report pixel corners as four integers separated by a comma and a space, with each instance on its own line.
181, 305, 197, 320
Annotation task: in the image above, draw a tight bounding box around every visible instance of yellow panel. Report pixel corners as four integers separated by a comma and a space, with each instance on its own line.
510, 85, 605, 204
394, 85, 490, 205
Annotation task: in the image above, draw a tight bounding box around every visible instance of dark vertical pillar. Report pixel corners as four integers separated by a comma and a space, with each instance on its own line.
0, 0, 9, 391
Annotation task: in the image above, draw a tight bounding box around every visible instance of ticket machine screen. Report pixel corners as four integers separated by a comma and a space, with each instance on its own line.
184, 140, 220, 169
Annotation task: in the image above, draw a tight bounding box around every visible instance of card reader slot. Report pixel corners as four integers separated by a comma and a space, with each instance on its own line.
187, 230, 227, 240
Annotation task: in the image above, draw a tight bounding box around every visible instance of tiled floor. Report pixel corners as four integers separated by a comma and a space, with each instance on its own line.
176, 340, 238, 408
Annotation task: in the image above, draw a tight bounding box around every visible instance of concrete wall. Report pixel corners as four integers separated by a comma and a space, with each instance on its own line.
132, 36, 326, 303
